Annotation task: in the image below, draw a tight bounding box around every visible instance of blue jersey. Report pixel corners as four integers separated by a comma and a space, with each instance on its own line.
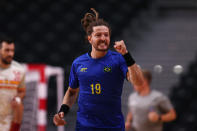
69, 50, 128, 128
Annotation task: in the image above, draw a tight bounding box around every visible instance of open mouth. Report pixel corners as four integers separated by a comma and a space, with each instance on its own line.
99, 43, 106, 45
99, 43, 107, 48
98, 42, 108, 46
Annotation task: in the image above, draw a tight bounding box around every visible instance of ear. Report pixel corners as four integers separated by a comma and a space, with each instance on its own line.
87, 35, 92, 44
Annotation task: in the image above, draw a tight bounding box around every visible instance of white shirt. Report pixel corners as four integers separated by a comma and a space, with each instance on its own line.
0, 60, 25, 116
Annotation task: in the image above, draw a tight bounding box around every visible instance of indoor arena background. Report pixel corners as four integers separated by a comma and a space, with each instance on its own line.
0, 0, 197, 130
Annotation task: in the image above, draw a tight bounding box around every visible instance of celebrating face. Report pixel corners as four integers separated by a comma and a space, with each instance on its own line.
88, 25, 110, 52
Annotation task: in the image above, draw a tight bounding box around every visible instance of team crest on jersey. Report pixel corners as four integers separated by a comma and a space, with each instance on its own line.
13, 71, 21, 81
104, 66, 112, 73
80, 68, 87, 72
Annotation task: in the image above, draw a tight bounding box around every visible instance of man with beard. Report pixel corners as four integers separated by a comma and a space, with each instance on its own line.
0, 38, 26, 131
53, 8, 144, 131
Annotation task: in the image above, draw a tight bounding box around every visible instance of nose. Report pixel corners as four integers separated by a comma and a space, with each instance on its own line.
8, 50, 14, 56
100, 35, 106, 41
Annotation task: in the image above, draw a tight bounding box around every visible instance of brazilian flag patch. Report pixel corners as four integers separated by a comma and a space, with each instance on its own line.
104, 66, 112, 73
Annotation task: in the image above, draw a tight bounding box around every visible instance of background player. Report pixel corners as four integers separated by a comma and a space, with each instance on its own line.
0, 38, 26, 131
125, 70, 176, 131
53, 8, 144, 131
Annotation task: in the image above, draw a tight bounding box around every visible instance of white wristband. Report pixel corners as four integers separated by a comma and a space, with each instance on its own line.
15, 97, 21, 103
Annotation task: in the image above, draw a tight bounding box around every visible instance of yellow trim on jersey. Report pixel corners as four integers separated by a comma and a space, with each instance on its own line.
0, 86, 18, 90
0, 80, 20, 85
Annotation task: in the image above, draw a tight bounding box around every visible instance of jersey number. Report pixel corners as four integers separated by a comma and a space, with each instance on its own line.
90, 83, 101, 94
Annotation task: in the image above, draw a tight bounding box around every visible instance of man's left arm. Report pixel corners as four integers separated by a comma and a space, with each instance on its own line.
127, 64, 144, 86
10, 74, 26, 127
148, 94, 177, 123
17, 74, 26, 100
158, 94, 176, 122
160, 109, 176, 122
114, 40, 144, 87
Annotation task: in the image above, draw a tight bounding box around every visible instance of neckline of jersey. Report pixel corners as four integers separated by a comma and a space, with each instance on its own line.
87, 50, 111, 61
137, 90, 153, 97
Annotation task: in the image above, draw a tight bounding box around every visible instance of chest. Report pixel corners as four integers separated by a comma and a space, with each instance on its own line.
76, 60, 120, 81
0, 68, 22, 86
130, 96, 159, 113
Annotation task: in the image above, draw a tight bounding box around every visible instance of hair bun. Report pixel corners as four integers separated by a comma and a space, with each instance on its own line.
81, 8, 99, 33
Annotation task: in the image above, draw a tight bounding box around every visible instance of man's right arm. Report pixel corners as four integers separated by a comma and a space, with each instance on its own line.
62, 87, 79, 107
53, 87, 79, 126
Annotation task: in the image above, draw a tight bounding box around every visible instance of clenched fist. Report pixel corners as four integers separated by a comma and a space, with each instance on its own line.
148, 111, 160, 123
114, 40, 128, 55
53, 112, 67, 126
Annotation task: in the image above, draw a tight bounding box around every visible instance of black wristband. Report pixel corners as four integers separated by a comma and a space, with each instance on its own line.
58, 104, 70, 115
123, 52, 135, 66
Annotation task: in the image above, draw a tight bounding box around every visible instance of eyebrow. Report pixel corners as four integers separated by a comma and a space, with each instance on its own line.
94, 31, 109, 33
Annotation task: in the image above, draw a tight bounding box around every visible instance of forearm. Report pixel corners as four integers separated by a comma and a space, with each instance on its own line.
126, 112, 132, 123
161, 109, 176, 122
113, 40, 144, 86
62, 87, 79, 108
17, 75, 26, 100
17, 89, 26, 100
127, 64, 144, 86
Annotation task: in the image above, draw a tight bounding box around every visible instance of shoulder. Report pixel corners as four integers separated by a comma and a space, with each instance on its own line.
151, 90, 166, 99
72, 53, 89, 65
128, 92, 138, 106
11, 60, 26, 75
129, 92, 138, 100
109, 50, 122, 57
11, 61, 25, 71
108, 50, 125, 63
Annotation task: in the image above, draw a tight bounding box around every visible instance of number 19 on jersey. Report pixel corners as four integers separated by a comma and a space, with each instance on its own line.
90, 83, 101, 95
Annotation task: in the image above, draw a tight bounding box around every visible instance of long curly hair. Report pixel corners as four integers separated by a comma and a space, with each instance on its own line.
81, 8, 111, 37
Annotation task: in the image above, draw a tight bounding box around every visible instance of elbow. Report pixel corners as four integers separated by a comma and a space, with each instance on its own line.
169, 109, 177, 121
172, 110, 177, 120
67, 87, 79, 96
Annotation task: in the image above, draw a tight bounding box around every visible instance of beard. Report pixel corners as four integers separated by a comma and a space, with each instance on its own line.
1, 56, 13, 65
93, 40, 110, 52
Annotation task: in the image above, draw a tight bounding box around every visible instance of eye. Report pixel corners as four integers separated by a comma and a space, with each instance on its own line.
104, 33, 109, 37
95, 33, 101, 37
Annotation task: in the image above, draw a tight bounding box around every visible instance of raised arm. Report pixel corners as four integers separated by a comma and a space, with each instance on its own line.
114, 40, 144, 87
127, 64, 144, 86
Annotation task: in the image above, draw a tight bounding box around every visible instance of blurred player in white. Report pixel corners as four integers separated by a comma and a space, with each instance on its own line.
0, 38, 26, 131
125, 70, 176, 131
